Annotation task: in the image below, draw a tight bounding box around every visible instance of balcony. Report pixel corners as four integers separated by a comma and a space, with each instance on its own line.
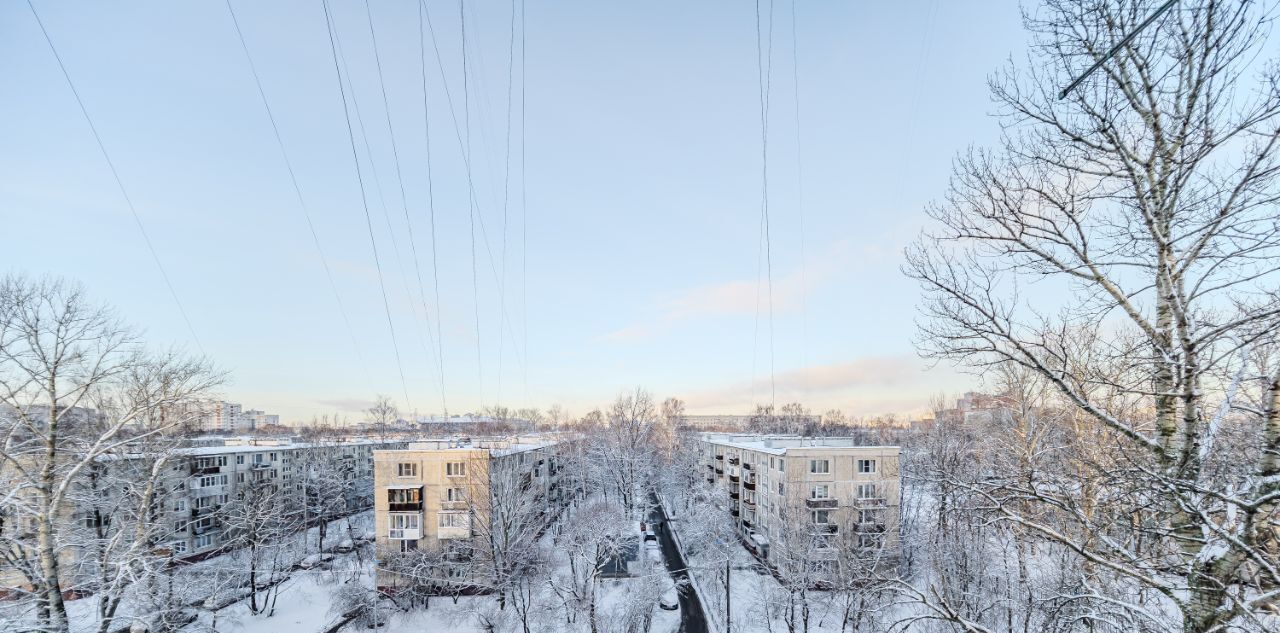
805, 498, 838, 509
192, 483, 227, 497
193, 523, 220, 536
857, 523, 887, 534
714, 467, 723, 474
854, 497, 888, 507
729, 490, 739, 499
250, 462, 272, 470
741, 463, 752, 471
730, 508, 739, 517
191, 505, 221, 518
812, 523, 838, 534
189, 463, 220, 476
728, 457, 739, 466
388, 501, 423, 512
438, 513, 471, 539
743, 480, 756, 491
742, 518, 753, 529
714, 455, 724, 461
743, 496, 756, 507
388, 528, 421, 540
728, 474, 739, 483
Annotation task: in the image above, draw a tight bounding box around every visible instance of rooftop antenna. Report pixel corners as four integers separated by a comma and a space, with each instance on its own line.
1058, 0, 1178, 100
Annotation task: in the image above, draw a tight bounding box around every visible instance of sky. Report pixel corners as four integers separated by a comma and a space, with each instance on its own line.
2, 0, 1029, 423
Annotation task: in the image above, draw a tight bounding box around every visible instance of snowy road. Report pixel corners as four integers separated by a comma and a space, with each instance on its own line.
651, 498, 708, 633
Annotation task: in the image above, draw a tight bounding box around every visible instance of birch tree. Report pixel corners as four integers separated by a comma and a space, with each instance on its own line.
905, 1, 1280, 629
0, 276, 219, 633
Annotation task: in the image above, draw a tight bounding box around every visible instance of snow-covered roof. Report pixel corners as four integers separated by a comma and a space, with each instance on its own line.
701, 434, 900, 455
177, 439, 400, 457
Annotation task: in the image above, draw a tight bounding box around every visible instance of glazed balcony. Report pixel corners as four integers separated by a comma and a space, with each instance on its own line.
805, 498, 838, 509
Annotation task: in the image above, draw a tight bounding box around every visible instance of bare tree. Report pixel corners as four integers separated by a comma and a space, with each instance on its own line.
0, 276, 220, 633
905, 1, 1280, 630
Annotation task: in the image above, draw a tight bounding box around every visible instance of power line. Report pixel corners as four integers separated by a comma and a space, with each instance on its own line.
223, 0, 369, 386
419, 0, 529, 382
461, 0, 485, 405
418, 0, 449, 419
789, 0, 808, 400
754, 0, 777, 408
497, 0, 518, 407
362, 0, 447, 416
520, 0, 529, 405
321, 0, 412, 412
26, 0, 204, 354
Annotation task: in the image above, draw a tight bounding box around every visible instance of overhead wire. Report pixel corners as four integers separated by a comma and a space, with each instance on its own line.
418, 0, 450, 419
461, 0, 485, 406
520, 0, 529, 405
790, 0, 808, 402
223, 0, 370, 388
497, 0, 518, 407
420, 0, 529, 385
752, 0, 777, 409
362, 0, 447, 417
26, 0, 204, 354
321, 0, 413, 413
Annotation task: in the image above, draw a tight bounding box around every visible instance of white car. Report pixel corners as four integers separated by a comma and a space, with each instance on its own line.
646, 542, 663, 565
659, 582, 679, 611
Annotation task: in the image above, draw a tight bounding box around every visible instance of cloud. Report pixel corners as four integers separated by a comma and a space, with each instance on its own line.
680, 355, 969, 417
314, 397, 375, 413
598, 240, 854, 343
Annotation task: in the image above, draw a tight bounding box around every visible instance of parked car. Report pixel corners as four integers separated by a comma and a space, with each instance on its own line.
299, 554, 323, 569
646, 542, 663, 565
335, 538, 354, 553
643, 527, 657, 542
659, 579, 680, 611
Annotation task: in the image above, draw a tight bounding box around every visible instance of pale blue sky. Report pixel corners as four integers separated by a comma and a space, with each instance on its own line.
2, 1, 1025, 421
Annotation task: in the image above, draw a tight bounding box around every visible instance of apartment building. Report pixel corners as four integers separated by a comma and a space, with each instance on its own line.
698, 434, 901, 565
0, 436, 406, 594
372, 437, 570, 592
166, 438, 405, 557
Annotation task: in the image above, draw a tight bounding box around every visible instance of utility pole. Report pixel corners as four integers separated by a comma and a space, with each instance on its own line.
725, 558, 731, 633
1058, 0, 1178, 99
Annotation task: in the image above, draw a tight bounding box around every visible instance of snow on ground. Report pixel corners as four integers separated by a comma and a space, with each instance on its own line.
2, 512, 374, 633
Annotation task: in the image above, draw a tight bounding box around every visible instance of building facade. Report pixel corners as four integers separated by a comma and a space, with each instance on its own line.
698, 434, 902, 567
372, 437, 570, 592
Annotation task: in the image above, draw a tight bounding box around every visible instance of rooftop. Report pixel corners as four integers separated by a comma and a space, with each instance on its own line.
700, 433, 899, 455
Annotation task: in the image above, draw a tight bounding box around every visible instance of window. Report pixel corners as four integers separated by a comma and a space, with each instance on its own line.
446, 488, 465, 502
397, 462, 418, 477
398, 539, 418, 553
777, 482, 785, 495
812, 510, 830, 524
859, 509, 881, 525
446, 462, 466, 477
197, 475, 223, 488
269, 452, 277, 461
170, 541, 188, 554
173, 500, 187, 512
195, 534, 215, 549
857, 459, 877, 474
236, 473, 245, 483
777, 458, 785, 471
809, 459, 829, 474
810, 485, 829, 499
769, 457, 775, 469
858, 534, 882, 549
253, 454, 264, 464
389, 513, 420, 530
439, 512, 467, 528
857, 483, 878, 499
236, 455, 244, 465
173, 520, 184, 533
387, 488, 422, 505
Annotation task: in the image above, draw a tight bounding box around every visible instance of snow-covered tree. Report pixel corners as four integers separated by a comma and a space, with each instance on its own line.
906, 1, 1280, 629
0, 276, 219, 633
